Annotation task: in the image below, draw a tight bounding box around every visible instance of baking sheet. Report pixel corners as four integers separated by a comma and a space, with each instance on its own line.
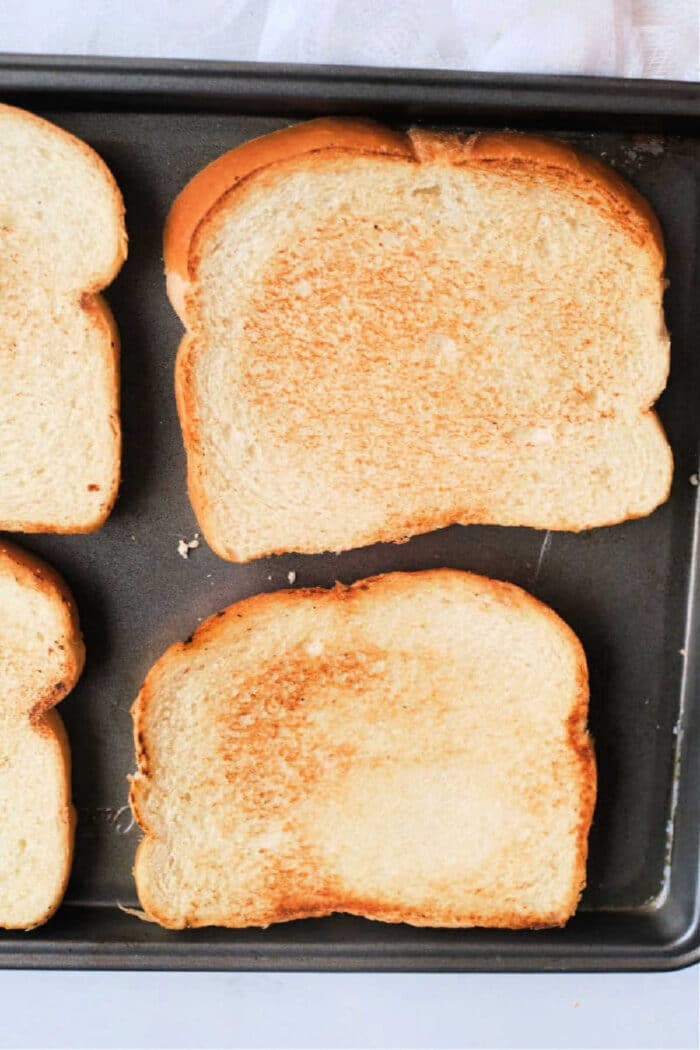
0, 58, 698, 970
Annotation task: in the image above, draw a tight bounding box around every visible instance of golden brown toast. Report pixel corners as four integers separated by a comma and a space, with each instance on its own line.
165, 119, 671, 562
130, 570, 595, 930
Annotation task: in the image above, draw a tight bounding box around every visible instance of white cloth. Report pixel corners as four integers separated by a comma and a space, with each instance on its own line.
1, 0, 698, 79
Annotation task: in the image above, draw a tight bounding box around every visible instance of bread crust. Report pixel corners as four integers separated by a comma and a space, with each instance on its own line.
0, 104, 127, 533
165, 119, 670, 561
0, 104, 127, 291
408, 128, 665, 265
166, 119, 664, 295
164, 118, 411, 319
172, 409, 673, 563
130, 568, 596, 930
0, 539, 84, 929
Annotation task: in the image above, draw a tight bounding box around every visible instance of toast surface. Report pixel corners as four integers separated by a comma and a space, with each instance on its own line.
0, 540, 84, 928
131, 570, 595, 930
166, 119, 672, 562
0, 104, 126, 532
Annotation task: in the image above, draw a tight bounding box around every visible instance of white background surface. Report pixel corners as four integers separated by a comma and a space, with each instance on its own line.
0, 969, 698, 1049
1, 2, 700, 1048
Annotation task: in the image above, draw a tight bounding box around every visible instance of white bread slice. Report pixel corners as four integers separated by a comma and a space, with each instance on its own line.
165, 119, 672, 563
0, 104, 126, 532
130, 570, 595, 930
0, 540, 84, 929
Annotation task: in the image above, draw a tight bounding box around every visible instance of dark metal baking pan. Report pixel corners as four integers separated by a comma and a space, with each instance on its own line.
0, 56, 698, 971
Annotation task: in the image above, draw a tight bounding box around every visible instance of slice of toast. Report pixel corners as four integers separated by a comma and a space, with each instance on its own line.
165, 119, 672, 563
0, 540, 84, 929
0, 104, 126, 532
130, 570, 596, 930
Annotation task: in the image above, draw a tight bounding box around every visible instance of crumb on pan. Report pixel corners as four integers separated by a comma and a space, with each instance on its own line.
177, 534, 200, 559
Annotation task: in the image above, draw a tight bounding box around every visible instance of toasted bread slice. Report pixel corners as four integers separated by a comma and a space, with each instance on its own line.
130, 570, 595, 930
0, 540, 84, 929
0, 104, 126, 532
165, 119, 672, 562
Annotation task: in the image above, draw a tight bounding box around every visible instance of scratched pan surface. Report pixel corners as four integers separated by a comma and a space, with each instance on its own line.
0, 58, 698, 970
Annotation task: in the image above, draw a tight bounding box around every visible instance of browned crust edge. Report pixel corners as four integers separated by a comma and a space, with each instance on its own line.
164, 120, 670, 561
183, 414, 673, 564
163, 117, 411, 314
408, 128, 665, 265
130, 568, 596, 931
166, 119, 412, 551
0, 539, 84, 929
0, 103, 127, 534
